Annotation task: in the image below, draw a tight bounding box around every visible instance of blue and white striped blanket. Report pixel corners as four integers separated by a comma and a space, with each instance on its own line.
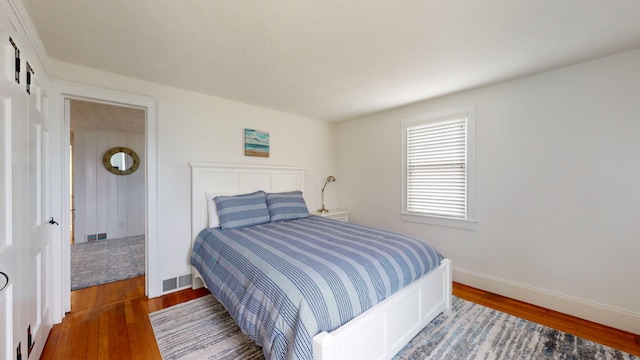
190, 216, 444, 360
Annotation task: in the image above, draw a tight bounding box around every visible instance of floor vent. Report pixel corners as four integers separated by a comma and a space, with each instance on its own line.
86, 233, 108, 242
162, 278, 177, 292
163, 274, 192, 292
178, 274, 192, 287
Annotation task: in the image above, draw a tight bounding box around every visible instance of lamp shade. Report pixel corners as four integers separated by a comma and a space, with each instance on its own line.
322, 176, 336, 189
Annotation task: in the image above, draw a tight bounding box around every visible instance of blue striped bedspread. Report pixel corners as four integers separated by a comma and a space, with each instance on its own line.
190, 216, 444, 360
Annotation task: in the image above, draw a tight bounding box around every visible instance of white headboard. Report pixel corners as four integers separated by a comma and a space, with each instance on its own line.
190, 163, 306, 241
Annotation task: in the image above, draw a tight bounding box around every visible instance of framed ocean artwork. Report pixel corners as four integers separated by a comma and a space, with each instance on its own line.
244, 128, 270, 157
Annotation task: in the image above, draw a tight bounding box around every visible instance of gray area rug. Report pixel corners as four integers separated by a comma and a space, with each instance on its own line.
393, 297, 638, 360
150, 295, 638, 360
70, 235, 145, 290
150, 295, 263, 360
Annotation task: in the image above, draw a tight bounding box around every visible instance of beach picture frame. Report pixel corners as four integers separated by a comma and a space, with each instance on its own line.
244, 128, 270, 157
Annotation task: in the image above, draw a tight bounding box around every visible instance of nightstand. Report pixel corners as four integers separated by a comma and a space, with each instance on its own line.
312, 209, 350, 223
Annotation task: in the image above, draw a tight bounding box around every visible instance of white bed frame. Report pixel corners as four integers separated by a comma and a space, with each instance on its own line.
190, 163, 452, 360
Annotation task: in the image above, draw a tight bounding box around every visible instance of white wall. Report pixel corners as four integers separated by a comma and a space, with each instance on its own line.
72, 130, 145, 242
51, 60, 336, 293
336, 49, 640, 334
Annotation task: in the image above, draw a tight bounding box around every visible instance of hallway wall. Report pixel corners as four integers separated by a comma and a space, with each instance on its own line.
72, 129, 145, 242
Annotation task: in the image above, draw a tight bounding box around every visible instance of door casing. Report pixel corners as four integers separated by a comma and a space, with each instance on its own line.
54, 81, 160, 317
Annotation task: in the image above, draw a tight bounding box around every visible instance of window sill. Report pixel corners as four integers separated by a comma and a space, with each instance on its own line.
400, 212, 477, 230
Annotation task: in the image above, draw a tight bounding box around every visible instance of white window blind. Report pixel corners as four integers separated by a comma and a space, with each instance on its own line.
406, 116, 467, 218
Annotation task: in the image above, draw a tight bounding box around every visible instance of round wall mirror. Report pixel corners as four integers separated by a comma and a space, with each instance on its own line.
103, 147, 140, 175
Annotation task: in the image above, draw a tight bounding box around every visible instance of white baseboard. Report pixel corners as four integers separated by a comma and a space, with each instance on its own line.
453, 267, 640, 335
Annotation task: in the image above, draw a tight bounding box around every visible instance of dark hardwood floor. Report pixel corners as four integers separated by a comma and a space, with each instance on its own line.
40, 276, 640, 359
40, 276, 209, 359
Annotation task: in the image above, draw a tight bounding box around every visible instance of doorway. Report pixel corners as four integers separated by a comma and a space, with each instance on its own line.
69, 99, 146, 290
56, 81, 160, 317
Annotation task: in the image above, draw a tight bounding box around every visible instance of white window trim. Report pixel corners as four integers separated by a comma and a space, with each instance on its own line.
401, 105, 476, 230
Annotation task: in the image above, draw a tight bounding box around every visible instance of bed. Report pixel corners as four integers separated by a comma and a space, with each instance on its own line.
190, 163, 452, 360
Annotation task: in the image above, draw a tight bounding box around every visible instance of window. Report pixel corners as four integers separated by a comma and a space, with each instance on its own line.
402, 106, 476, 229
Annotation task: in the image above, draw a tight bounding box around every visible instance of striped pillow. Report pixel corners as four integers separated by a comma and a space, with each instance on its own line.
214, 191, 270, 229
266, 191, 309, 222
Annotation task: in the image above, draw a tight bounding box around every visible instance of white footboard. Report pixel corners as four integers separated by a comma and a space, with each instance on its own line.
313, 258, 452, 360
192, 267, 206, 290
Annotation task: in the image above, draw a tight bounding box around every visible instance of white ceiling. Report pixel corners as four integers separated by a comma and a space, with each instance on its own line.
70, 99, 145, 134
22, 0, 640, 122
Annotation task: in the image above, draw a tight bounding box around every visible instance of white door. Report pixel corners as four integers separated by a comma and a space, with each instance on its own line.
0, 58, 20, 360
26, 75, 55, 359
0, 13, 55, 360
